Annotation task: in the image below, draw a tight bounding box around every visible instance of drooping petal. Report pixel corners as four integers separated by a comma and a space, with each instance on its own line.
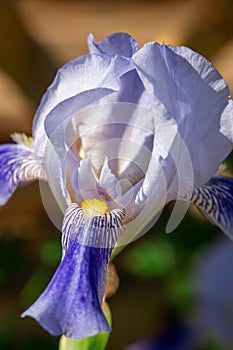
190, 176, 233, 239
88, 32, 138, 58
0, 144, 46, 206
133, 43, 233, 187
22, 241, 111, 339
21, 204, 125, 339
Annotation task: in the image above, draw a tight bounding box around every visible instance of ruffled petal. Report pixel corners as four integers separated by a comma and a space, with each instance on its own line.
21, 204, 125, 339
44, 56, 135, 160
88, 32, 138, 58
0, 144, 46, 206
190, 176, 233, 239
34, 54, 132, 157
133, 43, 233, 187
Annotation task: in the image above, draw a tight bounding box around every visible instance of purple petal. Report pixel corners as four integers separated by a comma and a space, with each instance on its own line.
21, 204, 125, 339
191, 176, 233, 239
88, 32, 138, 58
22, 241, 112, 339
0, 144, 46, 206
133, 43, 233, 187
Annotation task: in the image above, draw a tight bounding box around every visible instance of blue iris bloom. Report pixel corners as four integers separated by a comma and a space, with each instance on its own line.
0, 32, 233, 339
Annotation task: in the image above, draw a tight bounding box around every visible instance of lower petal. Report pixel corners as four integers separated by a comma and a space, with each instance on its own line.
0, 144, 46, 206
21, 241, 112, 339
21, 202, 125, 339
190, 176, 233, 239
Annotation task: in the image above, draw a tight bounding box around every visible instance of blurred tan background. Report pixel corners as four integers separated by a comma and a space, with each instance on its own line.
1, 0, 233, 142
0, 1, 233, 349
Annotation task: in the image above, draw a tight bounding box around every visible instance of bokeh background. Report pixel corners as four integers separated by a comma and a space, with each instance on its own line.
1, 0, 233, 349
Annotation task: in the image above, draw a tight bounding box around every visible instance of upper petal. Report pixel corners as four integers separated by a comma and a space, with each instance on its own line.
44, 55, 134, 155
133, 43, 233, 187
33, 54, 132, 157
88, 32, 138, 58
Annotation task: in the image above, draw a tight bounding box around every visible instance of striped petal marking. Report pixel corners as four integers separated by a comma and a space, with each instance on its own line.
21, 199, 125, 339
62, 200, 125, 254
191, 176, 233, 239
0, 144, 46, 206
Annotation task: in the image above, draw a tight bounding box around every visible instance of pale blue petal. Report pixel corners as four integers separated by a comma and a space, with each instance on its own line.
21, 204, 125, 339
191, 176, 233, 239
0, 144, 46, 206
44, 55, 135, 156
33, 54, 132, 157
220, 98, 233, 143
167, 45, 229, 94
133, 43, 233, 187
78, 108, 153, 188
71, 157, 99, 204
168, 45, 233, 145
88, 32, 138, 57
43, 140, 70, 213
44, 60, 144, 207
99, 158, 122, 202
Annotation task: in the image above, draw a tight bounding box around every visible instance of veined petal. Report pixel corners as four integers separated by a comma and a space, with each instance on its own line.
88, 32, 138, 58
190, 176, 233, 239
0, 144, 46, 206
62, 203, 125, 252
21, 204, 125, 339
22, 241, 112, 339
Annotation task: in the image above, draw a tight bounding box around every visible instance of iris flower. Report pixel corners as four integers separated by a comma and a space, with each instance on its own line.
1, 32, 233, 340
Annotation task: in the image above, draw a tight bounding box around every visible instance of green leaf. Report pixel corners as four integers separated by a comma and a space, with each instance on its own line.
59, 302, 111, 350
